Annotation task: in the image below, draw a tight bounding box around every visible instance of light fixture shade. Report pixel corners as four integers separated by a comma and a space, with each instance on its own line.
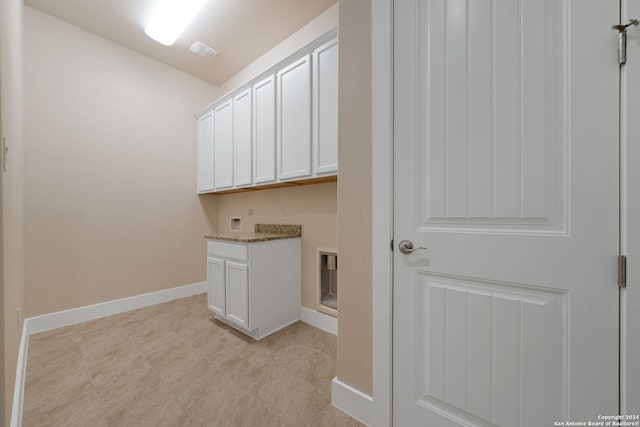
145, 0, 208, 46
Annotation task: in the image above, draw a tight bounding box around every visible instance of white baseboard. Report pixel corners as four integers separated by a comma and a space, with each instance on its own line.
10, 323, 29, 427
331, 377, 373, 426
26, 281, 207, 335
299, 306, 337, 335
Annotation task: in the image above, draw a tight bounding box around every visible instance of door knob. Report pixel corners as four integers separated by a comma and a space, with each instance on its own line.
398, 240, 427, 254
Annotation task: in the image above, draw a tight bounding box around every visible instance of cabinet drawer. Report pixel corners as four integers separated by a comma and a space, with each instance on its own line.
207, 240, 248, 262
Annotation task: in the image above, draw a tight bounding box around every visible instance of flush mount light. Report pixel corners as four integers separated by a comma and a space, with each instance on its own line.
145, 0, 208, 46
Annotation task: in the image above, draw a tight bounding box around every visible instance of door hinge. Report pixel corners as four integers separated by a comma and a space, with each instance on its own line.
619, 255, 627, 288
390, 239, 394, 252
612, 19, 639, 66
2, 137, 7, 172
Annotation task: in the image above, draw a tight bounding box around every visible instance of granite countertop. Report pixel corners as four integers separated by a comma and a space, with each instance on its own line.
204, 224, 301, 243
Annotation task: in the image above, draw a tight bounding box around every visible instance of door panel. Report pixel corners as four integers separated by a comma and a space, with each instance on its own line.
417, 0, 566, 233
234, 89, 253, 187
414, 274, 565, 426
197, 110, 214, 193
277, 55, 312, 180
394, 0, 619, 425
207, 257, 225, 316
313, 38, 339, 175
226, 261, 249, 327
214, 100, 233, 190
253, 75, 277, 184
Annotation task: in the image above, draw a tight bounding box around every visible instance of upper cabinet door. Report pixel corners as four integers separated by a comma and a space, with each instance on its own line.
312, 38, 338, 175
233, 89, 253, 188
197, 110, 214, 193
253, 75, 277, 184
277, 55, 312, 181
214, 100, 234, 190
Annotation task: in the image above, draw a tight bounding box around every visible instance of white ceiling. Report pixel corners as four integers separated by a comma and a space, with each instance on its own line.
24, 0, 337, 86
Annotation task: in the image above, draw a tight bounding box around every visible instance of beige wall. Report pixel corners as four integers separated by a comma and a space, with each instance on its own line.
216, 3, 338, 97
215, 183, 337, 311
337, 0, 373, 396
1, 0, 25, 423
23, 7, 219, 317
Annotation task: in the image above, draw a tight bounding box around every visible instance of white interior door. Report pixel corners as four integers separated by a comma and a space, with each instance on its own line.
393, 0, 620, 425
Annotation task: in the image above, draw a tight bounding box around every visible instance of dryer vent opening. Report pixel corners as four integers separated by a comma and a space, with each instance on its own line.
319, 252, 338, 310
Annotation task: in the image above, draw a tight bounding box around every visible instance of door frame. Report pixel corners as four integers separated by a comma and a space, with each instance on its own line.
371, 0, 393, 426
621, 0, 635, 414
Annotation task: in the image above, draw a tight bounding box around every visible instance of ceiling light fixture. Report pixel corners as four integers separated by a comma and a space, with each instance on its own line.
145, 0, 208, 46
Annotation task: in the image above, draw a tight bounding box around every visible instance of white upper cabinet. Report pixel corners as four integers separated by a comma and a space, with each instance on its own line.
214, 100, 234, 190
277, 55, 312, 181
312, 38, 338, 175
197, 110, 214, 193
253, 75, 277, 184
196, 34, 338, 194
233, 89, 253, 188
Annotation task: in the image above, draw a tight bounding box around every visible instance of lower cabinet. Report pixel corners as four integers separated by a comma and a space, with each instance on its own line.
206, 238, 301, 340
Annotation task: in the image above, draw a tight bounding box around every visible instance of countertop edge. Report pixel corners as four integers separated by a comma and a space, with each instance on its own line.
204, 234, 301, 243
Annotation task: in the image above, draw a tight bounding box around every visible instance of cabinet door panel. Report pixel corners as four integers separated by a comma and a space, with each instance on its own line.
277, 55, 312, 180
214, 100, 233, 190
226, 261, 249, 328
253, 75, 277, 184
234, 89, 253, 187
313, 38, 339, 175
197, 110, 214, 193
207, 257, 226, 316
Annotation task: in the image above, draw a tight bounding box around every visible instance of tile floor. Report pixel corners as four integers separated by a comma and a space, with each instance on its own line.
23, 294, 364, 427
